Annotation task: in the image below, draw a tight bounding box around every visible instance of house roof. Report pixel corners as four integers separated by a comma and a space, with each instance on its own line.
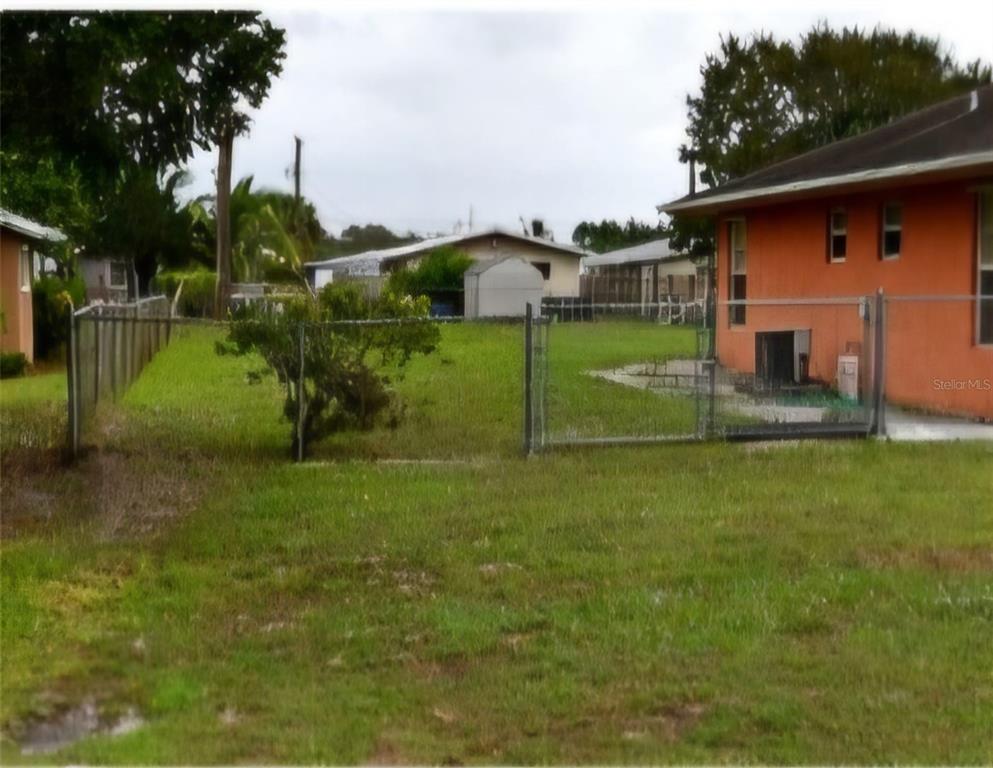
661, 84, 993, 215
0, 207, 66, 242
582, 238, 699, 268
307, 227, 585, 277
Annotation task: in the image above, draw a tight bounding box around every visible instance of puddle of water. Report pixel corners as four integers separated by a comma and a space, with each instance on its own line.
16, 697, 144, 756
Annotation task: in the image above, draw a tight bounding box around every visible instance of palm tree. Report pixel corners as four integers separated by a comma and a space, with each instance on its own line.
184, 175, 322, 284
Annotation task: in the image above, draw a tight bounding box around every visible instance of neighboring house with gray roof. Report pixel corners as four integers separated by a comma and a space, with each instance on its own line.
582, 238, 708, 305
306, 227, 586, 298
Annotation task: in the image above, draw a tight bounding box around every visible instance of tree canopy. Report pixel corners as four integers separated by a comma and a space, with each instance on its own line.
0, 11, 286, 295
571, 218, 667, 254
1, 11, 286, 183
386, 246, 474, 297
187, 176, 327, 283
317, 224, 421, 259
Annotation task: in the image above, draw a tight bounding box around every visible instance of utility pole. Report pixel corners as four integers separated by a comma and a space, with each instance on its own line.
293, 135, 302, 205
214, 123, 234, 319
468, 205, 474, 232
686, 148, 699, 196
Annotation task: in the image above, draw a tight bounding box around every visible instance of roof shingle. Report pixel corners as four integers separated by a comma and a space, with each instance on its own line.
661, 84, 993, 214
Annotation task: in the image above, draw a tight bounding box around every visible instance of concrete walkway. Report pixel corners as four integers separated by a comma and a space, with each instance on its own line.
589, 359, 993, 443
883, 407, 993, 442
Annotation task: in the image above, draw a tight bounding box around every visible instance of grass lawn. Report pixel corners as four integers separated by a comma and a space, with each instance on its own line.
0, 370, 67, 453
2, 321, 992, 764
545, 320, 699, 441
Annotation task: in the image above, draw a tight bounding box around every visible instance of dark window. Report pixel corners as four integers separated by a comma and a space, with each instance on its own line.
729, 220, 747, 325
110, 261, 128, 288
829, 209, 847, 262
731, 275, 747, 325
980, 273, 993, 345
881, 203, 902, 259
532, 261, 551, 280
980, 191, 993, 344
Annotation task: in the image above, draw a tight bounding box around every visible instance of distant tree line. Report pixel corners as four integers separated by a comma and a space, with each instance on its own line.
316, 224, 421, 260
571, 218, 667, 254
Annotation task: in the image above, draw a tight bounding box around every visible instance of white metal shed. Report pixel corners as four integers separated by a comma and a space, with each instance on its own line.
464, 257, 544, 318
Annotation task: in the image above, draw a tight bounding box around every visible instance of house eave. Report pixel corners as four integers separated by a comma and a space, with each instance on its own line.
658, 150, 993, 215
0, 220, 67, 243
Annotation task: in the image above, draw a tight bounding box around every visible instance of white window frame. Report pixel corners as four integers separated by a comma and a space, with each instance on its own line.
978, 190, 993, 347
881, 202, 902, 260
19, 244, 32, 291
729, 218, 747, 326
829, 207, 847, 263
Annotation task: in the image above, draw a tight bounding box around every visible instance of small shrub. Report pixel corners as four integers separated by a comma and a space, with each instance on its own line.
387, 246, 473, 297
218, 282, 440, 457
32, 273, 86, 361
0, 351, 28, 379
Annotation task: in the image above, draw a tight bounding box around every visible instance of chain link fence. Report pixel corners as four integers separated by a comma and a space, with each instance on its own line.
525, 300, 710, 449
68, 308, 534, 460
65, 291, 990, 460
525, 295, 888, 450
526, 291, 993, 450
708, 296, 878, 440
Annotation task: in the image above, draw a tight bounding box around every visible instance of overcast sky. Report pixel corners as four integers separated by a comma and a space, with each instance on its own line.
182, 0, 993, 242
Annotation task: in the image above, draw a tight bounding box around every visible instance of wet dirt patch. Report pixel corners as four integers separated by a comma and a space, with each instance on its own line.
364, 736, 412, 766
8, 696, 144, 756
478, 562, 523, 576
618, 701, 707, 743
1, 444, 208, 541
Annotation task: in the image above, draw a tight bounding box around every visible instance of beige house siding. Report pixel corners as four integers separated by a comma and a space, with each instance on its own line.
387, 234, 581, 297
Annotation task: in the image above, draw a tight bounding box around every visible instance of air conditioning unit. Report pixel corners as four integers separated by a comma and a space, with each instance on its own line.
837, 355, 859, 400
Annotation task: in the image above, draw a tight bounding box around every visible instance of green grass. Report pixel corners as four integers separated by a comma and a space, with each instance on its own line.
2, 322, 992, 764
546, 321, 698, 440
0, 370, 67, 451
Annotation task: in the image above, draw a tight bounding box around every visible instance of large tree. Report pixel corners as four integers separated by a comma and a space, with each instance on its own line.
1, 11, 285, 183
0, 11, 286, 302
670, 24, 992, 252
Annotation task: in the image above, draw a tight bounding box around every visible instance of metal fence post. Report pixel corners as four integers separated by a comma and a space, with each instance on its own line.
111, 313, 119, 401
540, 317, 549, 449
872, 288, 887, 437
65, 308, 78, 457
93, 306, 101, 403
296, 322, 306, 462
524, 302, 534, 456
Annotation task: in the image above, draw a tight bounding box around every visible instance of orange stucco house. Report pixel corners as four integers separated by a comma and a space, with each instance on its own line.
662, 86, 993, 420
1, 208, 66, 363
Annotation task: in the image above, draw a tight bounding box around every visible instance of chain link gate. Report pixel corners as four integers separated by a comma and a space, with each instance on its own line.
524, 294, 883, 453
